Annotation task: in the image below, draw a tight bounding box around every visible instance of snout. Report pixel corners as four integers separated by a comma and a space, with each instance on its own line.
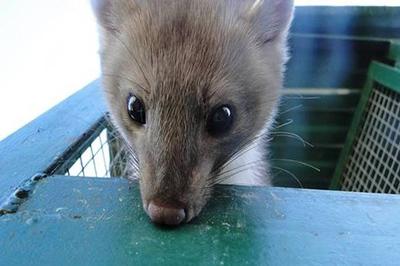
147, 200, 186, 226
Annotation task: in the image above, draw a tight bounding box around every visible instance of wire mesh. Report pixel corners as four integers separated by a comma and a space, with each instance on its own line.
61, 125, 130, 178
341, 82, 400, 193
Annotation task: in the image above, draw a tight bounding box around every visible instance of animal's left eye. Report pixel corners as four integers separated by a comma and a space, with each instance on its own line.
127, 94, 146, 125
206, 105, 234, 137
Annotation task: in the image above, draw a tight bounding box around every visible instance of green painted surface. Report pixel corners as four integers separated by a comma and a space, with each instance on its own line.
1, 175, 400, 265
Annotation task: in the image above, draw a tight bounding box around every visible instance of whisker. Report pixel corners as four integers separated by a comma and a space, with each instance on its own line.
270, 158, 320, 172
213, 159, 264, 179
270, 131, 314, 147
281, 95, 320, 100
217, 141, 259, 171
273, 119, 293, 129
279, 104, 303, 115
207, 163, 263, 188
271, 166, 304, 188
213, 132, 269, 174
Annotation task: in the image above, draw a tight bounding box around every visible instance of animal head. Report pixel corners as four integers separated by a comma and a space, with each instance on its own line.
92, 0, 293, 225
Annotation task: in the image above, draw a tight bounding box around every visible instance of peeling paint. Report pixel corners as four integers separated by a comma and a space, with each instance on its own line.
0, 173, 47, 215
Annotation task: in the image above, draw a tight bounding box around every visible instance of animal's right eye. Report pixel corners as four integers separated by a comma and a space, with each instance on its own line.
127, 94, 146, 125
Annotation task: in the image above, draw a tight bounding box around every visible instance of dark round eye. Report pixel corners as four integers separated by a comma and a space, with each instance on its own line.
206, 105, 234, 136
127, 94, 146, 124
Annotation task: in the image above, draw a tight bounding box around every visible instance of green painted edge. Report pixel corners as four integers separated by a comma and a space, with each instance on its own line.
388, 41, 400, 68
329, 62, 400, 189
371, 61, 400, 93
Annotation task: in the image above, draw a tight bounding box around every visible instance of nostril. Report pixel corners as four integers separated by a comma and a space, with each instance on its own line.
147, 201, 186, 226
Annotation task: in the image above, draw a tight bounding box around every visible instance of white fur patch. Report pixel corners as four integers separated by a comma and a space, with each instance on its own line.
219, 139, 270, 186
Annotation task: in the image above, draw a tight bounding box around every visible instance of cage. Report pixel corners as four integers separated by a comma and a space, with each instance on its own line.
1, 5, 400, 265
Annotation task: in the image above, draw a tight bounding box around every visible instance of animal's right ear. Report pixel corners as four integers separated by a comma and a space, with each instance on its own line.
241, 0, 294, 44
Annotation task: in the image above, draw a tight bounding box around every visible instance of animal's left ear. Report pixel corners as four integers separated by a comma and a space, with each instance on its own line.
243, 0, 294, 44
91, 0, 114, 30
91, 0, 140, 32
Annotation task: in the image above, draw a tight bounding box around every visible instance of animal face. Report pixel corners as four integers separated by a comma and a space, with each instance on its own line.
92, 0, 293, 225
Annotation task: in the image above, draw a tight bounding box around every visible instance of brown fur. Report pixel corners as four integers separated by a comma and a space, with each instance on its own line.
92, 0, 293, 222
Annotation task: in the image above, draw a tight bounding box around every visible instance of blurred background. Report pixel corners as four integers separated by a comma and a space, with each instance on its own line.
0, 0, 399, 141
0, 0, 99, 141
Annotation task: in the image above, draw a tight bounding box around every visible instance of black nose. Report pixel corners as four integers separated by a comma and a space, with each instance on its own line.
147, 201, 186, 226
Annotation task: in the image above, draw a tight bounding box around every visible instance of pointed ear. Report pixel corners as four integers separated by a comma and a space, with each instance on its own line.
91, 0, 114, 30
91, 0, 141, 32
91, 0, 132, 32
243, 0, 294, 44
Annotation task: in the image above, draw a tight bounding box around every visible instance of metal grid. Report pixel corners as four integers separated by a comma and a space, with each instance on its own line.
341, 83, 400, 193
62, 126, 130, 178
